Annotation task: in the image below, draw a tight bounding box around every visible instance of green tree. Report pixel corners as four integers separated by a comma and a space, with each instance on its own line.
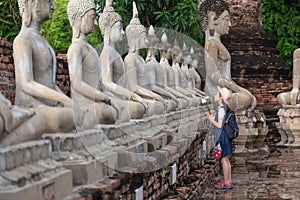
41, 0, 72, 51
0, 0, 21, 42
262, 0, 300, 66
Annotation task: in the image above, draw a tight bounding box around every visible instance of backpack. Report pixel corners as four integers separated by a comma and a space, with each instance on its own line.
223, 109, 239, 140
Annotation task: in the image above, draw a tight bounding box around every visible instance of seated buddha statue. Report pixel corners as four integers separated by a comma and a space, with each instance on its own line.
277, 48, 300, 106
67, 0, 119, 126
199, 0, 257, 113
145, 27, 187, 110
172, 41, 200, 107
182, 46, 207, 98
2, 0, 81, 146
68, 0, 146, 124
124, 2, 174, 115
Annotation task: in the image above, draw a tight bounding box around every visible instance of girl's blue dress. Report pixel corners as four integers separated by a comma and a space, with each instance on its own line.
214, 106, 233, 158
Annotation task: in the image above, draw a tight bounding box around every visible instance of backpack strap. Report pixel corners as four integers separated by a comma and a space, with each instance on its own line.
225, 112, 234, 124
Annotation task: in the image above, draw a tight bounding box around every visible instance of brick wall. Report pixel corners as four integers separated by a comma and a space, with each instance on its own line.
67, 131, 217, 200
222, 0, 293, 129
225, 0, 262, 28
0, 37, 15, 103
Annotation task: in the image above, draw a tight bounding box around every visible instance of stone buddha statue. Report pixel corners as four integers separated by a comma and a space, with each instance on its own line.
199, 0, 257, 113
277, 48, 300, 106
124, 2, 173, 115
155, 32, 194, 109
172, 41, 200, 107
97, 0, 151, 120
2, 0, 79, 146
190, 48, 203, 90
145, 27, 186, 110
68, 0, 143, 124
182, 47, 207, 98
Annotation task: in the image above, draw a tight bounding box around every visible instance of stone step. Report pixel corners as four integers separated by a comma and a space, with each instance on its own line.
0, 140, 51, 171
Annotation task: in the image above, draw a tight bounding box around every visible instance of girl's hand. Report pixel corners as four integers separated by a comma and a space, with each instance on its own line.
205, 112, 213, 122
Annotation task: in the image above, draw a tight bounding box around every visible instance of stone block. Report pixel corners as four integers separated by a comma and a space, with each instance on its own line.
0, 169, 72, 200
63, 160, 103, 186
0, 140, 51, 171
145, 133, 167, 152
42, 129, 105, 151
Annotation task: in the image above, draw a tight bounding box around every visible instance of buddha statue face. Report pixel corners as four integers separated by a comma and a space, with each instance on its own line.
183, 53, 192, 65
165, 48, 172, 59
110, 21, 124, 43
98, 0, 123, 44
80, 9, 96, 35
36, 0, 55, 21
191, 59, 198, 68
18, 0, 56, 26
136, 31, 147, 50
214, 10, 231, 36
125, 2, 147, 53
67, 0, 96, 38
199, 0, 230, 36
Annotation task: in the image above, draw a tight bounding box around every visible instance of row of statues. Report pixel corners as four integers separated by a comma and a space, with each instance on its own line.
0, 0, 208, 146
1, 0, 298, 147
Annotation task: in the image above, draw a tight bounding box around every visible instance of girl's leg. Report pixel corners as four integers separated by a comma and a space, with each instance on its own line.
221, 156, 230, 182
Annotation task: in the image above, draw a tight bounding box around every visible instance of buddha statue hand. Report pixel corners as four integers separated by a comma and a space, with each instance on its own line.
95, 93, 111, 105
62, 98, 74, 108
103, 96, 112, 105
291, 88, 299, 105
130, 93, 148, 110
219, 78, 231, 89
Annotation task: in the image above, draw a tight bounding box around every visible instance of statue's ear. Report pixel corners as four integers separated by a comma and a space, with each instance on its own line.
23, 10, 32, 27
104, 28, 111, 44
23, 0, 32, 27
208, 11, 216, 36
74, 16, 83, 38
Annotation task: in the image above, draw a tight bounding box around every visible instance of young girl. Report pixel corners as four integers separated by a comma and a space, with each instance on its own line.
206, 87, 233, 189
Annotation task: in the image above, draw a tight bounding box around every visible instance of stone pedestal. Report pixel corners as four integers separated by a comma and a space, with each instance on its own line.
233, 115, 258, 153
0, 141, 72, 200
276, 106, 300, 147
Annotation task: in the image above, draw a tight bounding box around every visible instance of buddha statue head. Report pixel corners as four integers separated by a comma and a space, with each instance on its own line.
147, 25, 160, 56
199, 0, 230, 37
125, 2, 147, 53
182, 43, 192, 66
17, 0, 55, 27
160, 33, 172, 60
67, 0, 96, 38
172, 39, 183, 64
190, 48, 199, 68
99, 0, 124, 45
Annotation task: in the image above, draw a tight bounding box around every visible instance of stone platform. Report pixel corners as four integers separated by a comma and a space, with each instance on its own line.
0, 105, 214, 199
276, 105, 300, 147
0, 140, 72, 200
233, 111, 269, 153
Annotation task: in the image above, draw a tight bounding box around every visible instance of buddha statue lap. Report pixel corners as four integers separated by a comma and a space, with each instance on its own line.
199, 0, 257, 113
124, 2, 173, 115
1, 0, 80, 146
277, 48, 300, 106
